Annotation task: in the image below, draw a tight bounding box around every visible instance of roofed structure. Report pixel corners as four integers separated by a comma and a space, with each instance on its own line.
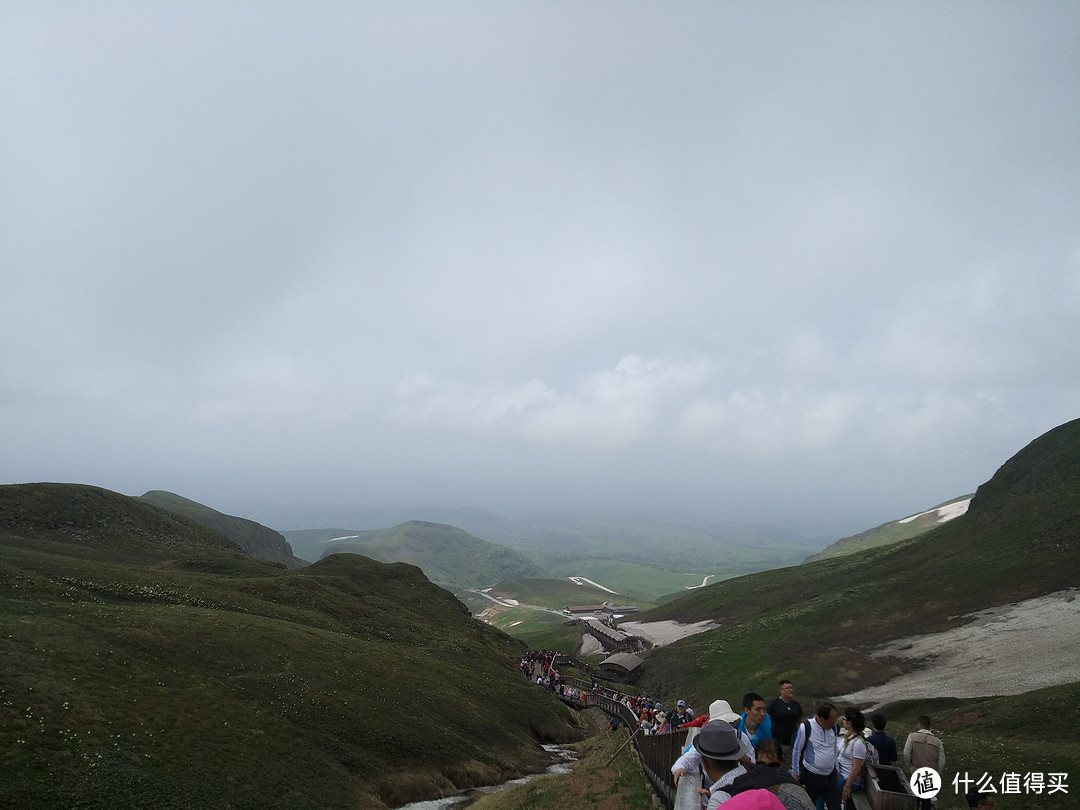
598, 652, 643, 680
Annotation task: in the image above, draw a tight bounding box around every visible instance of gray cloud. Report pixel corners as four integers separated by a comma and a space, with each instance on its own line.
2, 2, 1078, 528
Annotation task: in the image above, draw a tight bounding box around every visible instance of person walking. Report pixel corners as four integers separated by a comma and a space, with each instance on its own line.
790, 703, 841, 810
904, 715, 945, 810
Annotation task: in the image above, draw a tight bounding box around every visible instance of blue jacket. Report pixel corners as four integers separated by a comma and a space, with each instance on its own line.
734, 713, 773, 748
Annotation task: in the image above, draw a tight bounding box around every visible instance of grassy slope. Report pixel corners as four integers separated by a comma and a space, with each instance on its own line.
288, 518, 817, 605
468, 718, 656, 810
537, 556, 717, 603
806, 495, 974, 562
513, 517, 815, 578
0, 484, 583, 809
139, 489, 304, 568
489, 577, 622, 609
288, 521, 546, 591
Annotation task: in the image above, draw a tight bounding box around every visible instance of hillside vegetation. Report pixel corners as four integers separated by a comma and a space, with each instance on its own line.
139, 489, 305, 568
0, 484, 583, 809
285, 513, 822, 602
805, 494, 973, 562
286, 521, 545, 590
496, 515, 819, 583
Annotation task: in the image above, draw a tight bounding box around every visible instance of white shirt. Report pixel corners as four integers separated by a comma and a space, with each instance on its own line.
792, 719, 838, 777
837, 731, 868, 781
671, 730, 755, 786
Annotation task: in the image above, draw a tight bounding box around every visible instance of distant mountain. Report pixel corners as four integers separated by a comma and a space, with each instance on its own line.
270, 504, 821, 574
0, 483, 582, 809
288, 520, 547, 589
140, 489, 305, 568
804, 494, 974, 562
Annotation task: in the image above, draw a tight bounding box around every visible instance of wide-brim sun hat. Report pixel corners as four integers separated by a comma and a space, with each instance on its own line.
692, 720, 748, 761
708, 699, 741, 723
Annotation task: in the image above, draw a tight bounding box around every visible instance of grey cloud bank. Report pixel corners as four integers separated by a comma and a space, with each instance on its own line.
2, 3, 1078, 529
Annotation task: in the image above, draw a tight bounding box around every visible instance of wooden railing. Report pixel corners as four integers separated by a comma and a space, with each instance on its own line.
555, 678, 701, 809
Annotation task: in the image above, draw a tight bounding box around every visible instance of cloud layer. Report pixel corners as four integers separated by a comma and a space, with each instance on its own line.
2, 3, 1078, 527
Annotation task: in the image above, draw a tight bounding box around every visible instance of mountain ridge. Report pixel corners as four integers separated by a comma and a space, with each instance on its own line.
139, 489, 305, 568
804, 494, 974, 562
304, 519, 547, 590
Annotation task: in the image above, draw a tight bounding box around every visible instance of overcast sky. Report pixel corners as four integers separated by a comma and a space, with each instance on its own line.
2, 2, 1078, 530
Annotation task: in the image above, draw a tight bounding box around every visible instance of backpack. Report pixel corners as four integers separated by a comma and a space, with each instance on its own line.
797, 718, 839, 774
841, 730, 879, 767
861, 733, 881, 767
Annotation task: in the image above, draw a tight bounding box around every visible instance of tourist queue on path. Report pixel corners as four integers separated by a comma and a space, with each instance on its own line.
521, 655, 980, 810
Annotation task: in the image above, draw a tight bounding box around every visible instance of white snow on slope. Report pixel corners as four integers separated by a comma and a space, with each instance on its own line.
898, 498, 972, 525
837, 589, 1080, 710
618, 620, 717, 647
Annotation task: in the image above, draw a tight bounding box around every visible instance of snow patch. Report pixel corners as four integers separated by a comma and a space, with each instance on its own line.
837, 589, 1080, 710
578, 633, 605, 656
617, 619, 718, 647
898, 498, 971, 525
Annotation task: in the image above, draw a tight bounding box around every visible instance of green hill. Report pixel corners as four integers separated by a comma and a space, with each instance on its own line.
0, 484, 583, 809
620, 419, 1080, 809
805, 494, 974, 562
634, 418, 1080, 697
288, 521, 546, 590
139, 489, 305, 568
499, 515, 818, 578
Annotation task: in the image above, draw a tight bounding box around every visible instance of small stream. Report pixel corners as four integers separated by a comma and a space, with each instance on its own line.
394, 744, 577, 809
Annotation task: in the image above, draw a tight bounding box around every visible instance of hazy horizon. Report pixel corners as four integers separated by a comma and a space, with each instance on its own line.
3, 3, 1078, 531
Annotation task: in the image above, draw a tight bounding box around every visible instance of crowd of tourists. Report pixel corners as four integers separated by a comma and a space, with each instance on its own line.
656, 680, 954, 810
519, 657, 970, 810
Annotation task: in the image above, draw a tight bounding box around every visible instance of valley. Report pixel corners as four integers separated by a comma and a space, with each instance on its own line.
1, 417, 1079, 808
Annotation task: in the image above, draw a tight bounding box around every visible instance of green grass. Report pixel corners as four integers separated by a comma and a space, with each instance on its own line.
468, 716, 656, 810
0, 484, 585, 809
538, 556, 714, 603
283, 521, 545, 591
489, 577, 622, 610
856, 684, 1080, 810
808, 495, 974, 561
139, 490, 303, 568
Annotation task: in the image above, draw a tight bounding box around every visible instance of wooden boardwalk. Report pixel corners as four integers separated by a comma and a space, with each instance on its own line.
553, 678, 879, 810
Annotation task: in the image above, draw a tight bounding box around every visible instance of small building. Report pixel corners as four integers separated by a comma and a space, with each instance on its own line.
566, 605, 606, 615
598, 652, 643, 681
